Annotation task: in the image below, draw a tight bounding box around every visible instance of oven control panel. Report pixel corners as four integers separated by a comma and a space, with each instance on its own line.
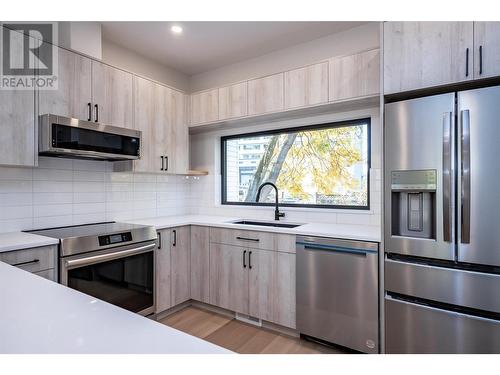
98, 232, 133, 246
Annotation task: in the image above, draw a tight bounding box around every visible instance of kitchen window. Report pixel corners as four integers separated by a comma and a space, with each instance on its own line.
221, 118, 371, 209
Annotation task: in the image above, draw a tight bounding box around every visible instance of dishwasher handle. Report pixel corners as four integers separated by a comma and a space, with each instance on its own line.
297, 241, 377, 256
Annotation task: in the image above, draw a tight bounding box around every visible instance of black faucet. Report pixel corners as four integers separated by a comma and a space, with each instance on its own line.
256, 182, 285, 221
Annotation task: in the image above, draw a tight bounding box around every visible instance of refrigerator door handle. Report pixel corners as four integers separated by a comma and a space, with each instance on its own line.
442, 112, 453, 242
461, 110, 471, 244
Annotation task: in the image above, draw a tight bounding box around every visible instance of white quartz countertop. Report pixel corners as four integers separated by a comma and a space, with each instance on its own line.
0, 262, 231, 354
0, 231, 59, 253
125, 215, 381, 243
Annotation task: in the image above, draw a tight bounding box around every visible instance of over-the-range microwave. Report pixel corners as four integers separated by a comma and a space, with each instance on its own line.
39, 114, 141, 161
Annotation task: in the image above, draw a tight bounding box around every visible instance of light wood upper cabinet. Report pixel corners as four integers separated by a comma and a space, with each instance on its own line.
384, 22, 473, 94
91, 61, 134, 128
190, 89, 218, 125
0, 28, 36, 167
284, 62, 328, 109
209, 243, 249, 315
248, 250, 296, 329
156, 229, 172, 313
130, 76, 156, 173
473, 22, 500, 79
171, 226, 191, 306
168, 89, 189, 174
38, 46, 92, 120
330, 49, 380, 101
218, 82, 248, 120
248, 73, 284, 115
190, 226, 210, 304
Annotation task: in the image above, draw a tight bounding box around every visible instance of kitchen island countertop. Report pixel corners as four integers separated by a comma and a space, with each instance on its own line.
0, 262, 231, 354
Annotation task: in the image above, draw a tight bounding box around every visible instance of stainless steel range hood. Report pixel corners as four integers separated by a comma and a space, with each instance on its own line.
38, 114, 141, 161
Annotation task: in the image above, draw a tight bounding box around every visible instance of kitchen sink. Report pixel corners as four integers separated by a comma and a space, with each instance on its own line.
230, 220, 304, 229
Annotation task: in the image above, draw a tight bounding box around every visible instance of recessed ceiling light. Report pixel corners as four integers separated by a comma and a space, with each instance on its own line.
171, 25, 183, 34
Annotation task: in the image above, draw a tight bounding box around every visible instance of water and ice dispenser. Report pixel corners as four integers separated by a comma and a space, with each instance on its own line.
391, 170, 437, 240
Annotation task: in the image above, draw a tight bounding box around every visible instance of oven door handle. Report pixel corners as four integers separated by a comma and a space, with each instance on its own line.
63, 242, 156, 269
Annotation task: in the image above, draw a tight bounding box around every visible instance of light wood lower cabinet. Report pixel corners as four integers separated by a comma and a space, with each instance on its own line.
156, 225, 297, 328
156, 229, 172, 313
248, 249, 296, 328
190, 226, 210, 304
0, 245, 58, 281
208, 233, 297, 328
209, 243, 249, 314
170, 226, 191, 306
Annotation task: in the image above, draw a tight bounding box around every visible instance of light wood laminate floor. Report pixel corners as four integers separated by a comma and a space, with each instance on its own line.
159, 306, 349, 354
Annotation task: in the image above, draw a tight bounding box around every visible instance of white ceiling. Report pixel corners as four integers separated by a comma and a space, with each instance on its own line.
101, 22, 368, 76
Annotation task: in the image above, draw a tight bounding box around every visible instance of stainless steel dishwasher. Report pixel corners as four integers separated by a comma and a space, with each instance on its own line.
296, 235, 379, 353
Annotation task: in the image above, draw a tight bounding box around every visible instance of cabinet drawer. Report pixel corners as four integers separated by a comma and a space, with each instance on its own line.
33, 268, 56, 282
209, 227, 275, 250
0, 245, 56, 273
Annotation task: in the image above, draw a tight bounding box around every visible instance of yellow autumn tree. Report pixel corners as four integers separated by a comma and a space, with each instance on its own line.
245, 125, 367, 206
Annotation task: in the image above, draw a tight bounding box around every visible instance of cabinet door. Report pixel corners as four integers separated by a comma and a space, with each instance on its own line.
91, 61, 133, 128
329, 49, 380, 101
38, 46, 92, 120
190, 226, 210, 303
190, 89, 218, 125
168, 89, 189, 174
248, 73, 284, 115
209, 243, 249, 314
248, 250, 296, 328
171, 226, 191, 306
473, 22, 500, 79
156, 229, 171, 313
284, 62, 328, 109
384, 22, 473, 94
131, 76, 155, 172
218, 82, 248, 120
0, 28, 36, 166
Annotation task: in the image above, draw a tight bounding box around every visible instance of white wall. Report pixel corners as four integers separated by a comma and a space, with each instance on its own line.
190, 23, 380, 92
102, 39, 191, 91
188, 107, 382, 227
0, 158, 190, 233
59, 22, 102, 60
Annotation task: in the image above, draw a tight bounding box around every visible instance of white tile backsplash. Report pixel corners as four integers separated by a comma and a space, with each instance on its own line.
0, 158, 191, 233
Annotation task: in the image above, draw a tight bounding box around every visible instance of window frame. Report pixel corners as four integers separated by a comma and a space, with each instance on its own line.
220, 118, 371, 210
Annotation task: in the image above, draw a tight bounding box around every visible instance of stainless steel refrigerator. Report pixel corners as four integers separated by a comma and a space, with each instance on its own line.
384, 85, 500, 353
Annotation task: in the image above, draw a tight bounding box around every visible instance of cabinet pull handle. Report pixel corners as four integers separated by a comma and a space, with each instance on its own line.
442, 112, 453, 242
165, 156, 169, 172
87, 103, 92, 121
12, 259, 40, 267
236, 236, 259, 242
94, 104, 99, 122
465, 48, 469, 77
160, 156, 164, 171
248, 251, 252, 269
461, 110, 471, 244
479, 45, 483, 75
157, 232, 162, 249
172, 229, 177, 247
243, 250, 247, 268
